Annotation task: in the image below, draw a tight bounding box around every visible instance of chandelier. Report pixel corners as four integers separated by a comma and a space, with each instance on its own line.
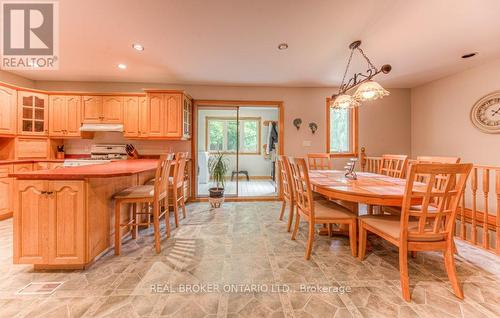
331, 41, 391, 109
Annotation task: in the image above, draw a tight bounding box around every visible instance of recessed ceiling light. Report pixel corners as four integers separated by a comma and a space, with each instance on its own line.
278, 43, 288, 50
461, 52, 478, 59
117, 63, 127, 69
132, 43, 144, 51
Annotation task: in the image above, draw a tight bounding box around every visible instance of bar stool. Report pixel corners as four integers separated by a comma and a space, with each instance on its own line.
114, 154, 173, 255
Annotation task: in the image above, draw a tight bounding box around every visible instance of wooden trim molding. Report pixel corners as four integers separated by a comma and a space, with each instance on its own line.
325, 97, 359, 158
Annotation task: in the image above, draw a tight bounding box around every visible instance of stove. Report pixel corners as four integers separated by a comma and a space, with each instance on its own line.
63, 144, 129, 167
90, 144, 128, 160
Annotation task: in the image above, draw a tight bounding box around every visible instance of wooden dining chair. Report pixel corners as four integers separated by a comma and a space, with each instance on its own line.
289, 157, 357, 259
170, 152, 188, 227
277, 155, 295, 232
114, 154, 174, 255
358, 163, 473, 301
307, 153, 332, 170
383, 156, 461, 216
380, 154, 408, 178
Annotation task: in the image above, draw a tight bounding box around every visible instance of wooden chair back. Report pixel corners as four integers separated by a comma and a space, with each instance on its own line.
289, 157, 314, 219
307, 153, 332, 170
415, 156, 461, 193
153, 154, 175, 202
400, 163, 472, 243
277, 155, 294, 202
380, 154, 408, 178
173, 152, 188, 188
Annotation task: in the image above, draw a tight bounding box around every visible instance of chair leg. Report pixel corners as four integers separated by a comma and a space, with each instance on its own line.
164, 198, 171, 238
173, 191, 180, 228
114, 200, 121, 256
131, 203, 138, 239
147, 203, 151, 228
349, 221, 357, 257
358, 221, 367, 260
399, 244, 411, 301
291, 209, 300, 240
286, 202, 294, 232
153, 203, 161, 254
180, 191, 187, 219
305, 221, 315, 260
279, 200, 286, 220
444, 243, 464, 299
411, 251, 417, 258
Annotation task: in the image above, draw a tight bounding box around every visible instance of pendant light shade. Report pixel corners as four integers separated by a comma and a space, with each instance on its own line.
331, 94, 360, 109
353, 80, 390, 101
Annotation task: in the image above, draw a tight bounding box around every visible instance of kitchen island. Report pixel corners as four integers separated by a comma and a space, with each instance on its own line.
9, 159, 158, 269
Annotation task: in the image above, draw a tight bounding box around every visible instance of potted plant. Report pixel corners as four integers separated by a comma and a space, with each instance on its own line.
208, 152, 228, 208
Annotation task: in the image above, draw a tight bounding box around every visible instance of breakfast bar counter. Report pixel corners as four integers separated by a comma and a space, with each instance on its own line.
9, 159, 159, 180
10, 159, 158, 270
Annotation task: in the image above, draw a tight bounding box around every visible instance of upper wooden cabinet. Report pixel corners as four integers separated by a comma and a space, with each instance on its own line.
49, 95, 81, 137
82, 95, 123, 123
125, 91, 191, 140
102, 96, 124, 123
0, 86, 17, 135
18, 91, 49, 136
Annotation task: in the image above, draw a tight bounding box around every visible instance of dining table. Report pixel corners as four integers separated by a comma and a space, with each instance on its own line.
308, 170, 417, 215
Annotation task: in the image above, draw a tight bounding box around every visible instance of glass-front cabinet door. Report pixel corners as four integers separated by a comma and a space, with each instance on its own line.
18, 91, 49, 136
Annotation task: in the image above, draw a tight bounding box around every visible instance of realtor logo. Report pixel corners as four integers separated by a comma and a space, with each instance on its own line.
1, 1, 59, 69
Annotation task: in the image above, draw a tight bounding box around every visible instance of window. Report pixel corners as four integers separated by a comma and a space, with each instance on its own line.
206, 117, 261, 154
326, 98, 358, 157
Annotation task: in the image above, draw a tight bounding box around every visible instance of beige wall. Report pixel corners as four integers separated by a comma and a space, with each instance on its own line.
34, 81, 412, 168
411, 57, 500, 166
0, 70, 35, 88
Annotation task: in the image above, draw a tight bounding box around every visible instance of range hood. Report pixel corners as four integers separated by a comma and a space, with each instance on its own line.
79, 123, 124, 132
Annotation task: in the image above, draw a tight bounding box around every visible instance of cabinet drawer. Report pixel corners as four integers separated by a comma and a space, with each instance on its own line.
16, 138, 49, 159
0, 164, 13, 178
13, 163, 33, 173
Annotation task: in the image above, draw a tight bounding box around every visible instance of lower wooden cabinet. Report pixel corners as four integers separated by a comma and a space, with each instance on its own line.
14, 180, 85, 265
0, 177, 13, 220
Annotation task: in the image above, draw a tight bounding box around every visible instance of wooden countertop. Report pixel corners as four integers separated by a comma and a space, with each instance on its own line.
9, 159, 158, 180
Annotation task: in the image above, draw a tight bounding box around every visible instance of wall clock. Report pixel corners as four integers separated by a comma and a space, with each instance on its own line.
470, 91, 500, 134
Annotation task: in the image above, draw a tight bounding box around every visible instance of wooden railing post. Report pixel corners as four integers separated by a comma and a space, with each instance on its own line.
471, 167, 478, 244
483, 169, 490, 249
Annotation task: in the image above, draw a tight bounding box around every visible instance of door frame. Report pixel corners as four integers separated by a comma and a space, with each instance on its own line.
191, 99, 284, 201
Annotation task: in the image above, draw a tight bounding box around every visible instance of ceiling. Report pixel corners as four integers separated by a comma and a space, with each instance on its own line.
9, 0, 500, 88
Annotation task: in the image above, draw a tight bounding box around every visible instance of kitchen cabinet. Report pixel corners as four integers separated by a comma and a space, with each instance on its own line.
143, 91, 192, 139
49, 95, 81, 137
82, 96, 102, 123
82, 95, 123, 124
15, 138, 49, 159
124, 96, 149, 138
14, 180, 85, 265
17, 91, 49, 136
0, 85, 17, 135
183, 96, 192, 139
0, 164, 13, 220
102, 96, 124, 123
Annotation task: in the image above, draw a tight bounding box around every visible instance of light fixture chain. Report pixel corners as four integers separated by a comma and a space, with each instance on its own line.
340, 48, 355, 89
357, 47, 377, 71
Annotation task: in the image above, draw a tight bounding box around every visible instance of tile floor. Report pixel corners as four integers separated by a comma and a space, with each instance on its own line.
0, 202, 499, 318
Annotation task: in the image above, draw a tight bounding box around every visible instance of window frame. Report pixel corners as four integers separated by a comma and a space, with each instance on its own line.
326, 97, 359, 158
205, 116, 262, 155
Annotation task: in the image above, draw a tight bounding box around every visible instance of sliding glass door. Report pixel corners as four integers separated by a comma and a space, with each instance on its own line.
196, 104, 279, 198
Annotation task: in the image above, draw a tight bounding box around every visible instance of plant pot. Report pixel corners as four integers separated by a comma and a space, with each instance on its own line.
208, 187, 224, 208
208, 187, 224, 198
56, 152, 65, 159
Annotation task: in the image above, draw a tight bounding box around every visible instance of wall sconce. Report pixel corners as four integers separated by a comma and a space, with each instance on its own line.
293, 118, 302, 130
309, 122, 318, 134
